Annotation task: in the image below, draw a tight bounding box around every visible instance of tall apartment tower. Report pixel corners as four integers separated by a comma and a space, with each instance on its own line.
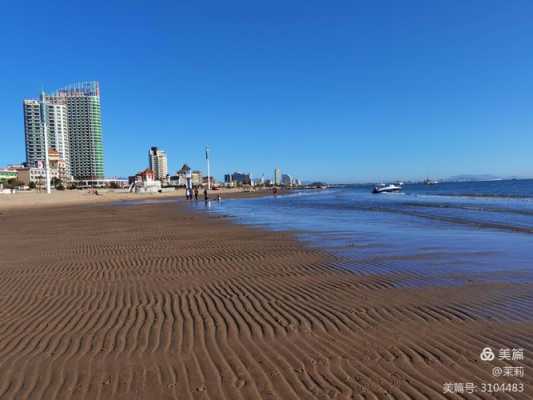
23, 99, 45, 167
274, 167, 282, 186
148, 147, 168, 180
24, 81, 104, 180
52, 82, 104, 179
23, 96, 70, 174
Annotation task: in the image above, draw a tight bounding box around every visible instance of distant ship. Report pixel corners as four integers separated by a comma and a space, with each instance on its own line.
372, 183, 402, 194
424, 178, 439, 185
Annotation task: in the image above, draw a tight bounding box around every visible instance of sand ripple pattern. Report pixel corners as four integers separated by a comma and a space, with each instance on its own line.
0, 203, 531, 399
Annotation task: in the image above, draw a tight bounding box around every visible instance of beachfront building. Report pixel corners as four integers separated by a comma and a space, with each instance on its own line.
202, 176, 216, 187
23, 97, 70, 177
128, 168, 161, 193
224, 172, 251, 186
274, 167, 282, 186
75, 178, 128, 189
168, 164, 191, 187
16, 149, 69, 187
0, 169, 17, 183
52, 82, 104, 180
23, 81, 104, 181
191, 170, 202, 186
17, 167, 56, 188
148, 146, 168, 181
224, 174, 234, 187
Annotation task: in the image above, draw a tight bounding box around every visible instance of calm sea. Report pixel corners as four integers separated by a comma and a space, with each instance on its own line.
196, 179, 533, 287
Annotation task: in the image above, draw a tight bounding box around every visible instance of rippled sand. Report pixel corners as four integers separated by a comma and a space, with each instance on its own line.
0, 202, 531, 399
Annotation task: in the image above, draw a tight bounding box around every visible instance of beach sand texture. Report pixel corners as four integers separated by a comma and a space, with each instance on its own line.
0, 188, 271, 210
0, 202, 531, 399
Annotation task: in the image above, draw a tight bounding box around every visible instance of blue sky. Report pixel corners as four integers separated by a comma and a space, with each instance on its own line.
1, 0, 533, 183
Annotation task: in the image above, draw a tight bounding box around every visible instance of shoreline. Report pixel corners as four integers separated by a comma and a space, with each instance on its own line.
0, 201, 531, 399
0, 187, 284, 211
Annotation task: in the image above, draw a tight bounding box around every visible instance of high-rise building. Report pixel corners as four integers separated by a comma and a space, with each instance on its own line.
274, 167, 282, 186
225, 172, 251, 185
148, 146, 168, 180
23, 99, 45, 168
23, 81, 104, 180
23, 97, 69, 175
53, 82, 104, 180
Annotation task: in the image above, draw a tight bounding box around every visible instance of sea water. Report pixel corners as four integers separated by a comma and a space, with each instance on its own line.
196, 180, 533, 287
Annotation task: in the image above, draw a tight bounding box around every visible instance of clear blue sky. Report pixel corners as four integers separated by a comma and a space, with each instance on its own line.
1, 0, 533, 183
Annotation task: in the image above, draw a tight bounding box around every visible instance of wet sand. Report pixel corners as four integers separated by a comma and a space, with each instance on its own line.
0, 201, 531, 399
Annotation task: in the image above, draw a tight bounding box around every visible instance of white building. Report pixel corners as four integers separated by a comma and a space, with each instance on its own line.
23, 97, 70, 177
129, 169, 162, 193
274, 167, 282, 186
148, 147, 168, 180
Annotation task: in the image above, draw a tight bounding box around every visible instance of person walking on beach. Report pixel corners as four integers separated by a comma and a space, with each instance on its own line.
194, 187, 199, 200
204, 189, 209, 202
185, 188, 191, 200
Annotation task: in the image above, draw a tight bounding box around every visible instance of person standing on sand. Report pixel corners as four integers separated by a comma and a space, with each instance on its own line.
194, 187, 199, 200
204, 189, 209, 202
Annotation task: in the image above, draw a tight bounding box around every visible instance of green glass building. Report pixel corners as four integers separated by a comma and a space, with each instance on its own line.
52, 82, 104, 180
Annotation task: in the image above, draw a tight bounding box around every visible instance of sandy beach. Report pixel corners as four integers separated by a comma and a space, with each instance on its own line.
0, 188, 275, 210
0, 200, 531, 399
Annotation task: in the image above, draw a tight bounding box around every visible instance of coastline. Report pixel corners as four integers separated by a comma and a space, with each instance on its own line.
0, 187, 282, 211
0, 201, 531, 399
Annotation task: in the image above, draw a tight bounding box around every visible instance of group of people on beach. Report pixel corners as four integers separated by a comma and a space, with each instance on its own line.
185, 187, 221, 202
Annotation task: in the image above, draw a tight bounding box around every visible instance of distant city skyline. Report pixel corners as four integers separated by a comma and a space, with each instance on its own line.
3, 1, 533, 183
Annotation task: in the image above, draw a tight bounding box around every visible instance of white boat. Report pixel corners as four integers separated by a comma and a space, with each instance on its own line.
372, 183, 402, 194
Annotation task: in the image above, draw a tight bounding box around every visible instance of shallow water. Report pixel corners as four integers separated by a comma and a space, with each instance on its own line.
195, 180, 533, 286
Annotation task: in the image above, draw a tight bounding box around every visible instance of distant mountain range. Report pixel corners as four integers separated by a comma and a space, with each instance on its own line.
444, 174, 503, 182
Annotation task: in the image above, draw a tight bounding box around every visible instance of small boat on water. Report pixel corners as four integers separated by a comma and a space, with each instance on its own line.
372, 183, 402, 194
424, 178, 438, 185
